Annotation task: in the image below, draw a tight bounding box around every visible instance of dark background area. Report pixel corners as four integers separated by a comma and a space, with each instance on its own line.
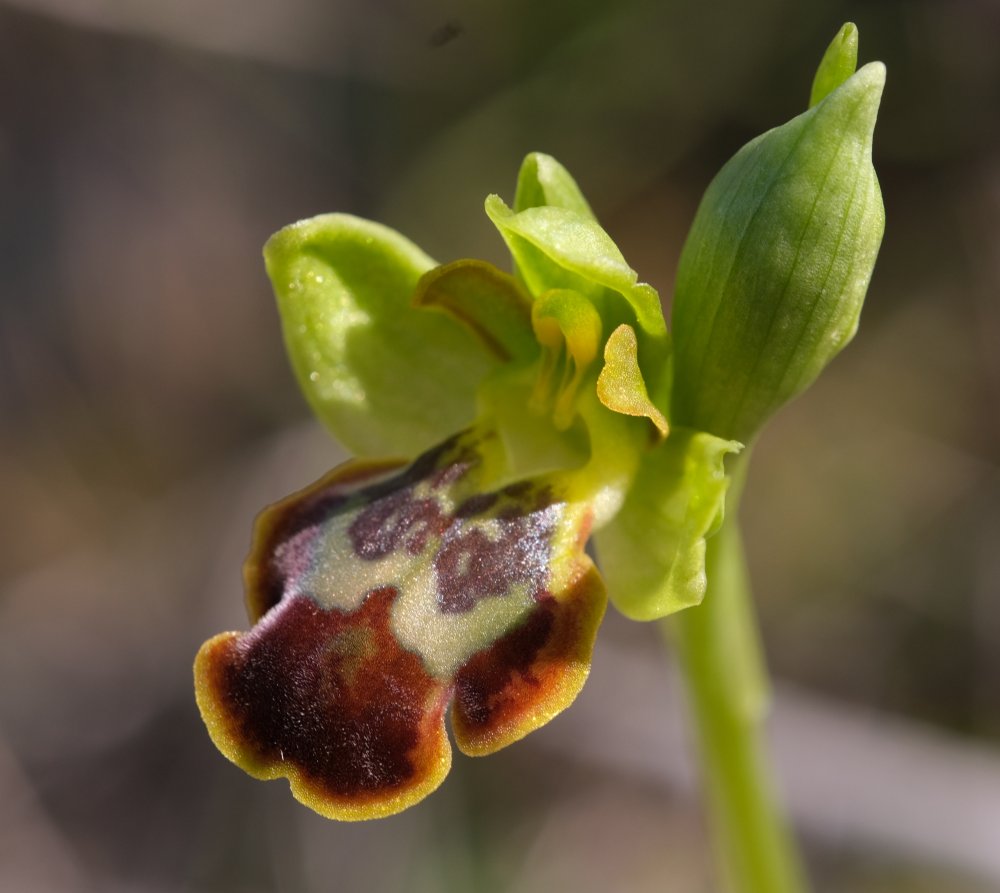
1, 1, 998, 890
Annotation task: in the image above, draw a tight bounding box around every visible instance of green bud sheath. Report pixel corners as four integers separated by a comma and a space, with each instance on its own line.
671, 50, 885, 444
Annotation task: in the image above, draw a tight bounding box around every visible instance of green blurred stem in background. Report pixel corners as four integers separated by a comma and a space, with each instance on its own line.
670, 453, 809, 893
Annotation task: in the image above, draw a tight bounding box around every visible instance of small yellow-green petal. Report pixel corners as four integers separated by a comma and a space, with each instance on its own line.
596, 324, 668, 437
412, 259, 538, 364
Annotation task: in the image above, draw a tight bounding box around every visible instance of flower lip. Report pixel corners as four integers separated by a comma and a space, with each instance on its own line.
195, 426, 606, 820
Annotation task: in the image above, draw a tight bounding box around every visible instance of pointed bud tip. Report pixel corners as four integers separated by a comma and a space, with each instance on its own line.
813, 60, 886, 150
856, 60, 887, 95
839, 21, 859, 39
809, 22, 858, 107
832, 21, 859, 59
484, 193, 509, 217
832, 60, 886, 103
849, 61, 887, 142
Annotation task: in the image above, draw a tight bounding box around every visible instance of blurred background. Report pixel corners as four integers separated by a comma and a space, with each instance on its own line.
1, 0, 998, 890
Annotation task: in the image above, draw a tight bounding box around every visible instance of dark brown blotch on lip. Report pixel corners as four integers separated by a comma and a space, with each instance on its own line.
199, 587, 450, 807
453, 600, 555, 728
451, 562, 606, 755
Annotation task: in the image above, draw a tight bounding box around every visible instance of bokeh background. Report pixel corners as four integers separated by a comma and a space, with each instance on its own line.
2, 0, 999, 891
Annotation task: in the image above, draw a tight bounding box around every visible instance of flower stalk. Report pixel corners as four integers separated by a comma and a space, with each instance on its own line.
671, 453, 807, 893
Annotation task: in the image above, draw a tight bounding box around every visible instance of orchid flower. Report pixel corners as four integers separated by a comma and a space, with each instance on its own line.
194, 25, 884, 831
194, 152, 738, 820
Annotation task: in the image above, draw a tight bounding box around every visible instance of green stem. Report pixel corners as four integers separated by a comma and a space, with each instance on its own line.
669, 455, 809, 893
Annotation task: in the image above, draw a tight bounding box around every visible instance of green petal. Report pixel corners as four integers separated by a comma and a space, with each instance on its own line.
412, 259, 538, 364
514, 153, 596, 219
596, 324, 668, 436
594, 429, 741, 621
810, 22, 859, 108
264, 214, 497, 458
484, 195, 667, 343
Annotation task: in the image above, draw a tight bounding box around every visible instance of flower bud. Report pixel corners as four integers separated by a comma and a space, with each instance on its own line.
670, 32, 885, 443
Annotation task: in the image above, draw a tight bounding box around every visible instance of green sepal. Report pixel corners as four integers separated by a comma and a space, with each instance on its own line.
671, 59, 885, 444
810, 22, 859, 108
514, 153, 596, 219
484, 195, 667, 343
412, 259, 539, 364
594, 429, 741, 621
264, 214, 497, 459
